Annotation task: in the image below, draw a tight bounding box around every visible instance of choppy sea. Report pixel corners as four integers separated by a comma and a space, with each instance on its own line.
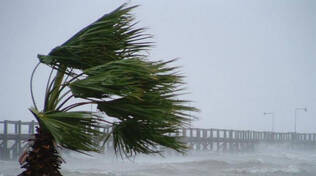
1, 145, 316, 176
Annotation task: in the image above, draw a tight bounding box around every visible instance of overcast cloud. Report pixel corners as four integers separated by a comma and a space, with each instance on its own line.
0, 0, 315, 133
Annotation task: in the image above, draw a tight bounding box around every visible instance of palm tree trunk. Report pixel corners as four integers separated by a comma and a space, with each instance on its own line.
20, 68, 66, 175
19, 127, 63, 176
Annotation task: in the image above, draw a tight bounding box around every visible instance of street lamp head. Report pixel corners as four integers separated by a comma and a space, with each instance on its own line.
295, 107, 308, 112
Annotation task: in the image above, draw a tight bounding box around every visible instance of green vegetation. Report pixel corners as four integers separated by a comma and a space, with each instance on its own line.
20, 4, 197, 176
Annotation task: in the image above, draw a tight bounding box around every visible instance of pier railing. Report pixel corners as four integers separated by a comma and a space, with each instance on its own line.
1, 120, 316, 160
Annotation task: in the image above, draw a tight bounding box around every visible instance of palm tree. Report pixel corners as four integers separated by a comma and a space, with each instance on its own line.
19, 4, 197, 176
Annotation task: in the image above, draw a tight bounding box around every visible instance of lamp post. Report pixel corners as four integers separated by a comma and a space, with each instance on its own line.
294, 107, 307, 133
264, 112, 274, 132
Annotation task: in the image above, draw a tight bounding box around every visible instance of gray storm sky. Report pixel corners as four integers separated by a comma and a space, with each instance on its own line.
0, 0, 315, 133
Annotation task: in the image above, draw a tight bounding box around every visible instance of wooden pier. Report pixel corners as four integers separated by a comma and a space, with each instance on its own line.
1, 120, 316, 160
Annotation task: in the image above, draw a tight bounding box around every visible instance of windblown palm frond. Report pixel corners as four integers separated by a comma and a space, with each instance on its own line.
30, 3, 198, 157
29, 108, 103, 153
38, 5, 151, 70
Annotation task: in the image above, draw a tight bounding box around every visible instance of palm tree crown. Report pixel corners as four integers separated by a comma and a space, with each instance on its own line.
21, 4, 197, 176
